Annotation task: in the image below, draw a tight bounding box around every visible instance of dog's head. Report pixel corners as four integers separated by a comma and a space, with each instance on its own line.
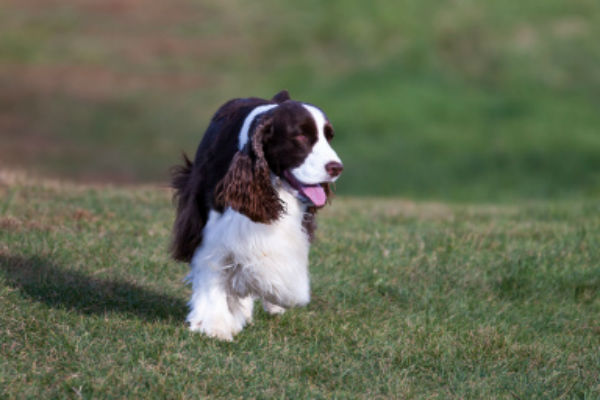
215, 91, 343, 223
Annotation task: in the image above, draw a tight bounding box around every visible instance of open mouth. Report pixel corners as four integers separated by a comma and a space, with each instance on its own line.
283, 170, 327, 207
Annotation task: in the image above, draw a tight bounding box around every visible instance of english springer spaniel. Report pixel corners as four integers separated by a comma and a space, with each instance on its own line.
170, 90, 343, 340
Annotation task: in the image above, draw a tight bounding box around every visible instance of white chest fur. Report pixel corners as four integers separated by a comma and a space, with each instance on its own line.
186, 188, 311, 340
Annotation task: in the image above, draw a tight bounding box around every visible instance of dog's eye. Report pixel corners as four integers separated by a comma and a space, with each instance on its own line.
324, 124, 334, 141
295, 134, 310, 145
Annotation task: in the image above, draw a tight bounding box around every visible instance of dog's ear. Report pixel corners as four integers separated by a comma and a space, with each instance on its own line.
298, 183, 333, 242
170, 153, 207, 263
215, 117, 284, 223
271, 90, 290, 103
322, 182, 332, 201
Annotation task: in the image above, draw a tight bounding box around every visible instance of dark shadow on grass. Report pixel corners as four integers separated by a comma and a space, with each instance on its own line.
0, 255, 187, 322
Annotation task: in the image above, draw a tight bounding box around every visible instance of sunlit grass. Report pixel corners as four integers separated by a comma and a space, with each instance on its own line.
1, 177, 598, 398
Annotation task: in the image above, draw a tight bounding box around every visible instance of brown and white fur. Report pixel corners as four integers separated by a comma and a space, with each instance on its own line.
170, 90, 342, 340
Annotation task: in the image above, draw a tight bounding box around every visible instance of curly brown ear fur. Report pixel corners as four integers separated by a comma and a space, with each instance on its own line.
302, 183, 333, 241
215, 118, 284, 223
321, 182, 332, 202
170, 153, 206, 262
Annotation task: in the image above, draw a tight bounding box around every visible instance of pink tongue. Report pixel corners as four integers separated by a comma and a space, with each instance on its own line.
300, 184, 327, 207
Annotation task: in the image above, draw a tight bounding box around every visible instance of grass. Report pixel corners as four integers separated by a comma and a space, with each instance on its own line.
2, 0, 600, 200
1, 174, 599, 398
2, 1, 600, 397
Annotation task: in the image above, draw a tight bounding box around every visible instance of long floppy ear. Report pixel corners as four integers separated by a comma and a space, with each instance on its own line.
215, 118, 284, 223
321, 182, 333, 202
302, 183, 333, 242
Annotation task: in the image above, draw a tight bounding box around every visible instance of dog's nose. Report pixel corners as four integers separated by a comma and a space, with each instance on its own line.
325, 161, 344, 178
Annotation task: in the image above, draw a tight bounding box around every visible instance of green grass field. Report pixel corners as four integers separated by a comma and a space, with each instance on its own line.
1, 174, 599, 398
2, 0, 600, 200
2, 0, 600, 398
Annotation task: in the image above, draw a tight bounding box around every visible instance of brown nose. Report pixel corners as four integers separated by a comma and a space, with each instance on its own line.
325, 161, 344, 178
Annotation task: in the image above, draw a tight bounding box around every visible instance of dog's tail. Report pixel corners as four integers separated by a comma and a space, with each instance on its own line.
170, 153, 205, 263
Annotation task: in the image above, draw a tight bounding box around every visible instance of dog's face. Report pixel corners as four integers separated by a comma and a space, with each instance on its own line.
215, 96, 342, 223
263, 101, 343, 207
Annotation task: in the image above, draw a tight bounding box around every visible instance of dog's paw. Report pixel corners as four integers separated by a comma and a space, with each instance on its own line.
262, 301, 286, 315
188, 318, 238, 341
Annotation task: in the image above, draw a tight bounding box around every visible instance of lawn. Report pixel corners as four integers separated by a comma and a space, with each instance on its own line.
2, 0, 600, 398
2, 0, 600, 200
1, 174, 598, 398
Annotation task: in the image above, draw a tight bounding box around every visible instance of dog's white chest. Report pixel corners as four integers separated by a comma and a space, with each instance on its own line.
192, 188, 311, 306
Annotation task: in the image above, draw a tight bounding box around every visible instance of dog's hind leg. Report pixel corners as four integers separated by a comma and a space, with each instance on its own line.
262, 300, 286, 315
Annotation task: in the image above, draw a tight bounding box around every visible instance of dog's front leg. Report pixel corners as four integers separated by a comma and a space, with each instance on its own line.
186, 252, 253, 341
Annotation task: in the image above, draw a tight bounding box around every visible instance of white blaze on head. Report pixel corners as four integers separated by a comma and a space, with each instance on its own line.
238, 104, 279, 150
291, 104, 342, 185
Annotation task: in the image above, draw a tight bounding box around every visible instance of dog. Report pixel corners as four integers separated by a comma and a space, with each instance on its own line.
170, 90, 342, 340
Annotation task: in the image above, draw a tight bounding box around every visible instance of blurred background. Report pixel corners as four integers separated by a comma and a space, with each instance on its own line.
1, 0, 599, 201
